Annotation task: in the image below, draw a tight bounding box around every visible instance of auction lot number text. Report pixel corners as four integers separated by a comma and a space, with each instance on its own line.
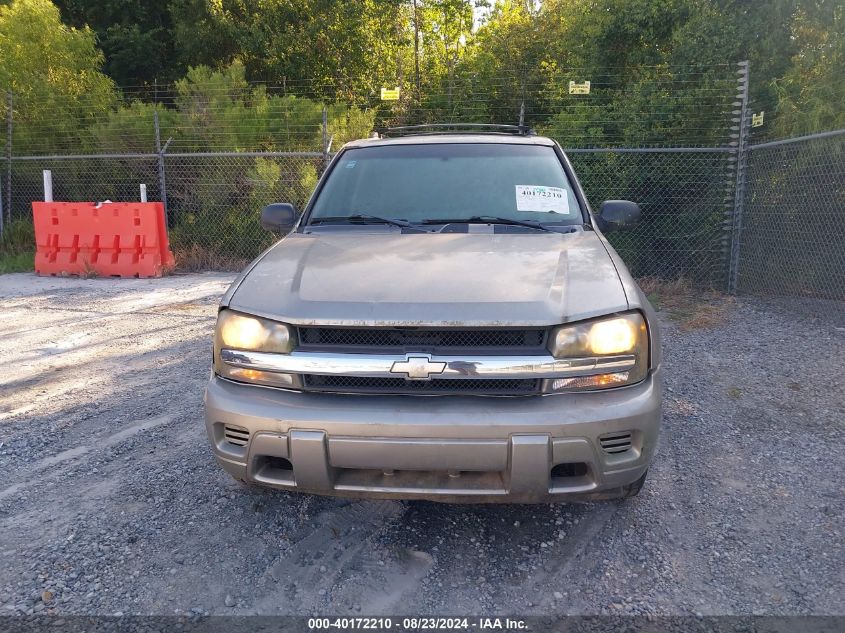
308, 617, 528, 631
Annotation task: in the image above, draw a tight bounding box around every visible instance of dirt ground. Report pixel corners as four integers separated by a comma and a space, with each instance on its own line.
0, 272, 842, 616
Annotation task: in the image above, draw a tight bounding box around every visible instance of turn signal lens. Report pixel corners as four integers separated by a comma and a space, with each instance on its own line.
224, 367, 296, 388
551, 372, 630, 392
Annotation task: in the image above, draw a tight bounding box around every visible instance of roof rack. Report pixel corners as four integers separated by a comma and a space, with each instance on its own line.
374, 123, 536, 138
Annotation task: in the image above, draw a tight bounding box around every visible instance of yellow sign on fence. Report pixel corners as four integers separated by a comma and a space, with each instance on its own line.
568, 80, 591, 95
752, 111, 765, 127
380, 87, 401, 101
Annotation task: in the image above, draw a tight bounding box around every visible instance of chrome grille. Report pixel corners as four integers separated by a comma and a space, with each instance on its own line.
297, 327, 546, 352
302, 374, 540, 395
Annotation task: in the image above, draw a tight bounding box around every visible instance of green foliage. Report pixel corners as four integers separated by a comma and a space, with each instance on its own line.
0, 217, 35, 253
168, 200, 274, 262
169, 0, 408, 99
738, 137, 845, 297
0, 0, 118, 153
0, 219, 35, 274
326, 105, 380, 147
86, 101, 177, 153
85, 61, 375, 154
773, 1, 845, 136
11, 0, 840, 145
0, 251, 34, 274
167, 152, 321, 261
54, 0, 177, 86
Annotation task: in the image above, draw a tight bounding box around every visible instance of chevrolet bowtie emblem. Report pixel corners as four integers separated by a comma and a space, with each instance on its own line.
390, 356, 447, 380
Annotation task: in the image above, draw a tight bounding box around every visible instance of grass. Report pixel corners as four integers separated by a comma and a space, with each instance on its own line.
172, 243, 251, 272
0, 219, 35, 274
0, 250, 34, 274
637, 276, 735, 331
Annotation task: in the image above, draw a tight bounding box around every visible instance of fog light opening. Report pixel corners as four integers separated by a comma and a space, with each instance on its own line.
258, 455, 293, 471
252, 455, 295, 486
269, 456, 292, 471
551, 462, 588, 478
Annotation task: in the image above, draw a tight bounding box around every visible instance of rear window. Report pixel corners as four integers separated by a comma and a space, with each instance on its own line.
309, 143, 582, 225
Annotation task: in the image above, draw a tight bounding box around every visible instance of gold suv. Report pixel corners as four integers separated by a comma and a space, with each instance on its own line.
204, 126, 662, 502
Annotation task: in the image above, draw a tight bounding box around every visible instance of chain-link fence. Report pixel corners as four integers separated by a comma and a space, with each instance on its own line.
0, 152, 327, 266
0, 62, 843, 305
735, 129, 845, 301
568, 148, 734, 286
0, 147, 737, 279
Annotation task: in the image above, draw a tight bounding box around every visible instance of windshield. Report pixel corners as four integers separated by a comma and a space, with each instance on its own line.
308, 143, 583, 226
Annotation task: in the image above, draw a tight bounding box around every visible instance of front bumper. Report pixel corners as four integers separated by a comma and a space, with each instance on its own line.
203, 368, 662, 503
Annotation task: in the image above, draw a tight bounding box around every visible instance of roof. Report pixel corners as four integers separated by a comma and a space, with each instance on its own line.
342, 133, 557, 149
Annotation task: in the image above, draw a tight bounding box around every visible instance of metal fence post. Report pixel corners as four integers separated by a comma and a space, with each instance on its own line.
727, 60, 750, 294
154, 109, 171, 225
0, 159, 4, 240
4, 91, 11, 231
321, 107, 329, 173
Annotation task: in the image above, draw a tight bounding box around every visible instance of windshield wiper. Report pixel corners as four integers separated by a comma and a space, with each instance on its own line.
308, 214, 430, 231
421, 216, 574, 233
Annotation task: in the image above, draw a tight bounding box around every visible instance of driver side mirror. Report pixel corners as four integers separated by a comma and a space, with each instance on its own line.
261, 203, 297, 233
598, 200, 641, 232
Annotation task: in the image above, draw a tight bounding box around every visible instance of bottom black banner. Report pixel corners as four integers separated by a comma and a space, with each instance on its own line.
0, 616, 842, 633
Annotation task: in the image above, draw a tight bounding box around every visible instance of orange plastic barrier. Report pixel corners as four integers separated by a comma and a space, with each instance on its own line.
32, 202, 175, 278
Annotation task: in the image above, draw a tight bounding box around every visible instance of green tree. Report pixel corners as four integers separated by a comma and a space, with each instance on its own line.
418, 0, 475, 109
0, 0, 117, 153
54, 0, 179, 86
460, 0, 544, 124
774, 0, 845, 135
169, 0, 408, 99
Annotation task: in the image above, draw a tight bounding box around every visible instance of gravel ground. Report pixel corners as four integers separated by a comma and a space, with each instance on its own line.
0, 272, 842, 617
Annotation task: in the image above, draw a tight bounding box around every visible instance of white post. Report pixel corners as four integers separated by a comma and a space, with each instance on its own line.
43, 170, 53, 202
140, 183, 147, 203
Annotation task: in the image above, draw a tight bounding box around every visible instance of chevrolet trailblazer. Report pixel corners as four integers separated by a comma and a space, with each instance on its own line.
204, 124, 662, 503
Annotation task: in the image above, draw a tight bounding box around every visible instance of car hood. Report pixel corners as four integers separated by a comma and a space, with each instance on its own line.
226, 230, 629, 327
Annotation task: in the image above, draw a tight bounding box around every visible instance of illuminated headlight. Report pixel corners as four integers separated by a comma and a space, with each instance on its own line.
547, 312, 648, 392
214, 310, 296, 388
217, 310, 293, 353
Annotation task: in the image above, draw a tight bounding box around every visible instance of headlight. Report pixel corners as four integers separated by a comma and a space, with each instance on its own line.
214, 310, 297, 388
547, 312, 648, 392
217, 310, 293, 353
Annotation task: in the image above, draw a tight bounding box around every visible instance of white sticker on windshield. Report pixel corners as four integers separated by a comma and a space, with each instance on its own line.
515, 185, 570, 214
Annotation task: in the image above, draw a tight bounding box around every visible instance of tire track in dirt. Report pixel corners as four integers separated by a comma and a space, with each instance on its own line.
255, 500, 428, 614
0, 414, 177, 502
506, 502, 620, 613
